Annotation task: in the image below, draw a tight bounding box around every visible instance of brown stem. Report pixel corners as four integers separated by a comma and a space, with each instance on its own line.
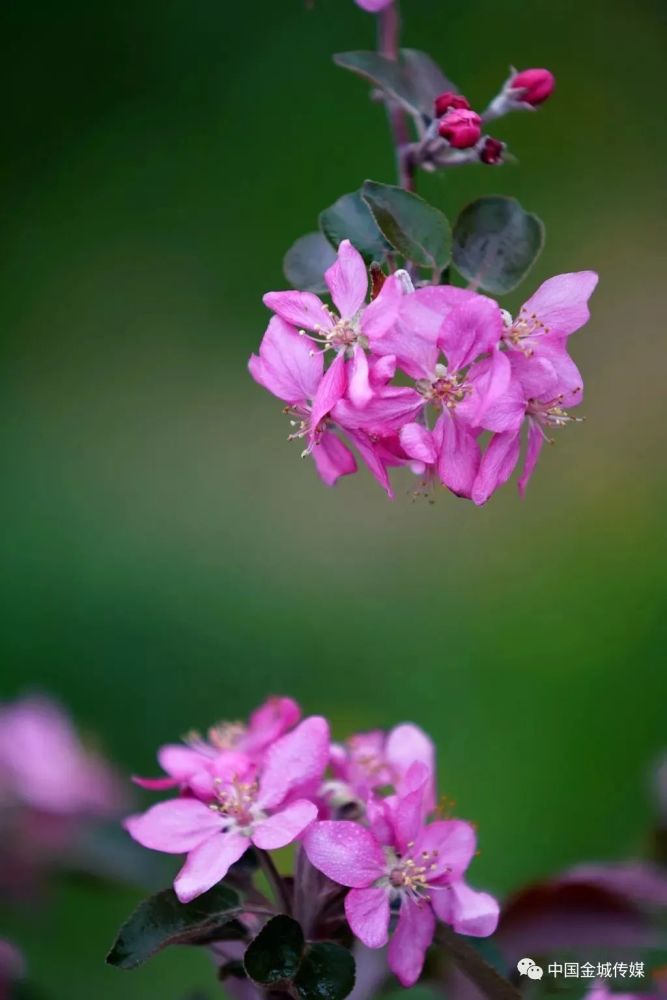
437, 924, 521, 1000
257, 850, 292, 915
377, 2, 415, 191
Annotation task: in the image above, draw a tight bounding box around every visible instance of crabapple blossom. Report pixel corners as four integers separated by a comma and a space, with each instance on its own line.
434, 91, 471, 116
438, 108, 482, 148
484, 67, 556, 121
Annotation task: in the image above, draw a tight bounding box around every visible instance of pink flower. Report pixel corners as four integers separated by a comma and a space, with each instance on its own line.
354, 0, 393, 10
330, 723, 436, 811
262, 240, 403, 410
438, 108, 482, 149
510, 68, 555, 107
0, 696, 123, 817
434, 92, 471, 117
125, 717, 329, 902
304, 766, 498, 987
134, 696, 301, 792
479, 137, 505, 165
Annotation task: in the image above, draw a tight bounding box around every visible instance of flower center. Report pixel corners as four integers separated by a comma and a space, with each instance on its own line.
381, 846, 446, 901
527, 392, 583, 440
417, 366, 471, 410
210, 775, 260, 828
504, 308, 550, 353
208, 721, 245, 750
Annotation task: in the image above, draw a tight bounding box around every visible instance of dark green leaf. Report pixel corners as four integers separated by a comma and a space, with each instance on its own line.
293, 942, 356, 1000
106, 882, 241, 970
244, 915, 304, 987
452, 196, 545, 294
334, 50, 456, 118
361, 180, 451, 271
399, 49, 456, 114
319, 190, 390, 262
284, 232, 337, 294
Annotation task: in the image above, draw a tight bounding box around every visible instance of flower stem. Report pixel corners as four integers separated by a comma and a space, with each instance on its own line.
378, 2, 415, 192
257, 850, 292, 915
437, 924, 521, 1000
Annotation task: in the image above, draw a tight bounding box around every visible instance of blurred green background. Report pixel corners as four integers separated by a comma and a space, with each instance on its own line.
1, 0, 665, 995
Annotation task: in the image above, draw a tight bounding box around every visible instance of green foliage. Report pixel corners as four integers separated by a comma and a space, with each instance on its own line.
283, 232, 337, 293
243, 915, 355, 1000
362, 180, 452, 271
452, 196, 545, 294
334, 50, 454, 117
106, 883, 240, 970
319, 190, 390, 263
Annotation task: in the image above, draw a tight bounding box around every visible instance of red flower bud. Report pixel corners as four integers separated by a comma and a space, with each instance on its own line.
511, 68, 555, 106
437, 108, 482, 149
433, 91, 470, 117
479, 137, 505, 165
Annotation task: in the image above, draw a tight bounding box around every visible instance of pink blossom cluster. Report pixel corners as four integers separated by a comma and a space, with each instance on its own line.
125, 696, 498, 987
249, 239, 597, 501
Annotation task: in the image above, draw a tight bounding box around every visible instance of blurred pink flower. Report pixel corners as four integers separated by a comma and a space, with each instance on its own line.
125, 717, 329, 902
354, 0, 393, 11
438, 108, 482, 149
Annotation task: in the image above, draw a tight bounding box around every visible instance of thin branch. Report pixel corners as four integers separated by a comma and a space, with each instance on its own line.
377, 2, 415, 191
437, 924, 521, 1000
257, 851, 292, 915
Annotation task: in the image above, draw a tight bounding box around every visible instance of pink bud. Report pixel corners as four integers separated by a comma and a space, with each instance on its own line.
510, 68, 555, 106
434, 91, 470, 117
437, 108, 482, 149
479, 137, 505, 165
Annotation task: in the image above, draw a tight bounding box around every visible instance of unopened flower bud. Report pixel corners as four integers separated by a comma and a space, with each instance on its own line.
510, 68, 555, 106
479, 137, 505, 165
434, 91, 470, 117
437, 108, 481, 149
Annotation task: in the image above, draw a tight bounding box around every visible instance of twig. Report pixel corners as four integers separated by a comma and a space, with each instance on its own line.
377, 2, 415, 191
437, 924, 521, 1000
257, 851, 292, 915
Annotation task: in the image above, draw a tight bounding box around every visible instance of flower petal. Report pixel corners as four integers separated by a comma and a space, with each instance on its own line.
361, 273, 403, 343
399, 423, 437, 465
345, 430, 394, 499
518, 419, 544, 497
249, 316, 324, 404
244, 697, 301, 755
124, 798, 223, 853
312, 430, 358, 487
310, 351, 347, 442
348, 344, 373, 408
174, 831, 250, 903
345, 887, 391, 948
472, 429, 522, 506
431, 879, 499, 937
438, 296, 503, 373
412, 819, 477, 880
263, 291, 333, 332
520, 271, 598, 338
304, 820, 386, 888
437, 415, 480, 498
387, 898, 435, 987
258, 716, 330, 810
385, 723, 436, 810
325, 239, 368, 319
252, 799, 318, 850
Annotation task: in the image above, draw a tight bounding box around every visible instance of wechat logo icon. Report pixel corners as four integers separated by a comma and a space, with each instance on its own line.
517, 958, 544, 980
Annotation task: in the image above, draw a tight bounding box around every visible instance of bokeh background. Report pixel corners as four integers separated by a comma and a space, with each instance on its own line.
1, 0, 666, 995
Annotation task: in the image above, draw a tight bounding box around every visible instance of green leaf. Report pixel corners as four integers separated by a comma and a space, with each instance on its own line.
452, 196, 545, 294
333, 50, 455, 117
361, 180, 452, 271
293, 941, 356, 1000
106, 882, 241, 970
319, 190, 390, 263
243, 914, 304, 987
284, 232, 337, 294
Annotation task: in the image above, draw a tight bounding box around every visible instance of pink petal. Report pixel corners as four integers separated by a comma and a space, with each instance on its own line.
263, 291, 333, 333
399, 423, 437, 465
249, 316, 324, 404
132, 775, 179, 790
471, 349, 511, 427
472, 430, 522, 506
355, 0, 393, 10
521, 271, 598, 338
518, 419, 544, 497
536, 339, 584, 406
369, 354, 397, 385
385, 724, 436, 810
345, 430, 394, 499
251, 799, 317, 850
345, 887, 390, 948
431, 880, 499, 937
312, 430, 358, 487
412, 819, 476, 880
304, 820, 386, 888
437, 415, 480, 498
509, 351, 559, 402
392, 766, 431, 851
244, 697, 301, 755
348, 344, 373, 408
334, 385, 423, 435
157, 745, 210, 779
310, 351, 347, 442
325, 239, 368, 319
124, 798, 223, 853
174, 831, 249, 903
387, 898, 435, 987
438, 296, 503, 374
258, 716, 330, 810
361, 274, 403, 343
